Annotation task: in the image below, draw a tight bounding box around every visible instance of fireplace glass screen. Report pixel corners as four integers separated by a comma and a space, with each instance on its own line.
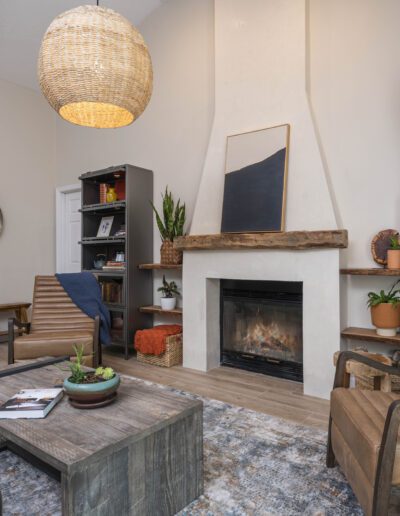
220, 279, 303, 382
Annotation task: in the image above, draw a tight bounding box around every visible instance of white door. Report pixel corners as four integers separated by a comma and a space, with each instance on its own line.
56, 185, 82, 273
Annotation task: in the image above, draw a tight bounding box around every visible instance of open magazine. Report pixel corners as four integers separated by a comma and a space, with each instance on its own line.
0, 388, 63, 419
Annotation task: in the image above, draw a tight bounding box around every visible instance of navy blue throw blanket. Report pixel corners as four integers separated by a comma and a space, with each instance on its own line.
56, 272, 111, 345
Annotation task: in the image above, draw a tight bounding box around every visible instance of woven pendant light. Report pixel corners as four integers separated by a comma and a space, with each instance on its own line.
38, 5, 153, 129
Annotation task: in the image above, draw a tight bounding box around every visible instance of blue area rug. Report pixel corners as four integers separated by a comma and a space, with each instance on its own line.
0, 379, 362, 515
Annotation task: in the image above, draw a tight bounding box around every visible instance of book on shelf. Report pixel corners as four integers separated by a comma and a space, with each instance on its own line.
0, 388, 63, 419
101, 279, 123, 303
102, 261, 126, 271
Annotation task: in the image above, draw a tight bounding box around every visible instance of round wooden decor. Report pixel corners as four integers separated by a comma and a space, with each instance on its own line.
371, 229, 399, 265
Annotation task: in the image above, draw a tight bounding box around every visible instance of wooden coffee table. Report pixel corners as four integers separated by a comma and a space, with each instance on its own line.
0, 361, 203, 515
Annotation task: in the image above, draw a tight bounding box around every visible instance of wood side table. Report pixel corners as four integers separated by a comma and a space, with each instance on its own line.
0, 303, 31, 343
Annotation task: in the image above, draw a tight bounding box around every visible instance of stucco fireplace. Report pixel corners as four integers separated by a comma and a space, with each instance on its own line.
177, 231, 347, 400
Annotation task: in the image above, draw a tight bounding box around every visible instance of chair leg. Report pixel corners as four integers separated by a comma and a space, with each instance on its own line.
7, 318, 14, 365
93, 315, 100, 368
326, 415, 336, 468
372, 400, 400, 516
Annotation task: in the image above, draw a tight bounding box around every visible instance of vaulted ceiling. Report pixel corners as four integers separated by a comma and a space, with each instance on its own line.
0, 0, 165, 91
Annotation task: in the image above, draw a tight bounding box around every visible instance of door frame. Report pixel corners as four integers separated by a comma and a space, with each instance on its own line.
56, 183, 82, 273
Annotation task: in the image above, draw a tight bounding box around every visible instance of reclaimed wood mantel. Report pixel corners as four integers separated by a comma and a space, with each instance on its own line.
174, 230, 348, 251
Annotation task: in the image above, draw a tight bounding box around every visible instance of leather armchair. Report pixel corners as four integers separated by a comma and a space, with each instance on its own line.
328, 351, 400, 515
8, 276, 100, 367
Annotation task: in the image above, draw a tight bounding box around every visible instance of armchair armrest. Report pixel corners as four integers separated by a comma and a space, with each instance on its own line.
8, 317, 30, 365
334, 351, 400, 389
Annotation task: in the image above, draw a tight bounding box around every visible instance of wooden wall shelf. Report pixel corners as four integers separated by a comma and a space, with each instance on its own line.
139, 305, 182, 316
341, 327, 400, 345
174, 230, 348, 251
138, 263, 182, 270
341, 268, 400, 276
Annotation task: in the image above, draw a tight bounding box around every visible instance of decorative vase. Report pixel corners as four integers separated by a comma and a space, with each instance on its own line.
63, 374, 120, 409
93, 253, 107, 270
371, 304, 400, 336
106, 186, 117, 203
387, 250, 400, 270
160, 240, 182, 265
160, 297, 177, 311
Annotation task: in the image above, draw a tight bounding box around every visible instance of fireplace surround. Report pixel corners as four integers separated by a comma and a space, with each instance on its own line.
178, 231, 345, 399
220, 279, 303, 382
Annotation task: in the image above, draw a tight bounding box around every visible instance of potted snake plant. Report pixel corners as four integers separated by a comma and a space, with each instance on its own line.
367, 280, 400, 336
63, 345, 120, 408
151, 187, 186, 265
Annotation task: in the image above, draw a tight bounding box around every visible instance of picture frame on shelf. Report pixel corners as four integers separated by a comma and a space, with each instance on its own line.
97, 216, 114, 237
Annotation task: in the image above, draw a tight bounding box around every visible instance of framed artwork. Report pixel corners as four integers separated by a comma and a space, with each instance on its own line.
97, 216, 114, 237
221, 123, 290, 233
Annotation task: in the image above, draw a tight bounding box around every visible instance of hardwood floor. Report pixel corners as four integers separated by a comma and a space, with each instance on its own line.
0, 344, 330, 430
103, 347, 330, 430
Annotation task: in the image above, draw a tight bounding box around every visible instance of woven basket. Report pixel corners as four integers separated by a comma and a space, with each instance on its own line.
355, 373, 400, 392
38, 5, 153, 129
160, 240, 182, 265
136, 333, 182, 368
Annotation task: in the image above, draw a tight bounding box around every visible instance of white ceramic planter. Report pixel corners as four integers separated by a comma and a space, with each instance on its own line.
160, 297, 177, 311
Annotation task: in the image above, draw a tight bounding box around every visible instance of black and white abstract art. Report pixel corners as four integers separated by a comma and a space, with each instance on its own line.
221, 124, 289, 233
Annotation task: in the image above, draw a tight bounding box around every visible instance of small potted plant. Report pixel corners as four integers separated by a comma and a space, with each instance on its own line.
151, 187, 186, 265
367, 280, 400, 336
387, 235, 400, 269
158, 275, 180, 310
63, 345, 120, 408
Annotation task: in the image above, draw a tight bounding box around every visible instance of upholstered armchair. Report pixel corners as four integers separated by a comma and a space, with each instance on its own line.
327, 351, 400, 515
8, 276, 100, 367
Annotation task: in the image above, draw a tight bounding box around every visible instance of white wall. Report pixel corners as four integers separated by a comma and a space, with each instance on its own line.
191, 0, 337, 235
0, 79, 55, 323
55, 0, 215, 309
308, 0, 400, 352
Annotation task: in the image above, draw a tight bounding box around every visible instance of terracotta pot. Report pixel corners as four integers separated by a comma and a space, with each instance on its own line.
371, 303, 400, 336
387, 249, 400, 270
160, 240, 182, 265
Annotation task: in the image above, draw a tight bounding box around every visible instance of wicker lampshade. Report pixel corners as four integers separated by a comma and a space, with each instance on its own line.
38, 5, 153, 129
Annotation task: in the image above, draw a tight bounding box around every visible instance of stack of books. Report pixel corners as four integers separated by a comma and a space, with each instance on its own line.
102, 261, 126, 271
114, 224, 126, 237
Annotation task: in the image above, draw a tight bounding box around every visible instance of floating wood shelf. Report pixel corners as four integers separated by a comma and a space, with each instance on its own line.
138, 263, 182, 270
341, 268, 400, 276
341, 327, 400, 345
139, 305, 182, 316
174, 230, 348, 251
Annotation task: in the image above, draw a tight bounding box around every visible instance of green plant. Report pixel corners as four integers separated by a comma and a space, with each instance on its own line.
157, 275, 180, 298
367, 280, 400, 308
67, 346, 115, 384
68, 344, 86, 384
150, 187, 186, 241
95, 366, 115, 380
390, 235, 400, 250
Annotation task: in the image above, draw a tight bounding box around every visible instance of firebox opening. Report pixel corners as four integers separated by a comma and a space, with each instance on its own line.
220, 279, 303, 382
